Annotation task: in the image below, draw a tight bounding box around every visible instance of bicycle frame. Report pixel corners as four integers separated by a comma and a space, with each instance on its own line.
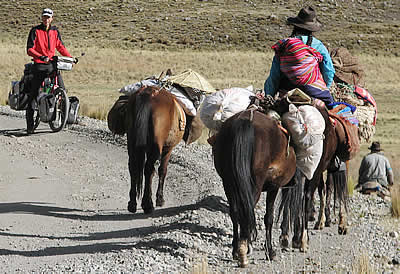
34, 57, 71, 132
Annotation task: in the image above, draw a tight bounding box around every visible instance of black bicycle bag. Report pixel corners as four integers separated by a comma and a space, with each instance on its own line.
38, 93, 56, 122
67, 96, 80, 124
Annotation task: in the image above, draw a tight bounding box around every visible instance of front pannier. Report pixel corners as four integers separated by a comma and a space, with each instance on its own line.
67, 96, 80, 124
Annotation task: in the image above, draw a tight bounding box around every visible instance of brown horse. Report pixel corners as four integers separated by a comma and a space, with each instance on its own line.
279, 101, 355, 252
213, 107, 299, 267
109, 85, 202, 214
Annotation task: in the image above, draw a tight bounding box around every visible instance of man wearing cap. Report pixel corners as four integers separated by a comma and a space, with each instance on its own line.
358, 141, 394, 198
264, 6, 335, 107
25, 8, 73, 134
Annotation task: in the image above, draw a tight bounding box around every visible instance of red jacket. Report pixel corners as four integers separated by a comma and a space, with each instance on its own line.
27, 24, 71, 63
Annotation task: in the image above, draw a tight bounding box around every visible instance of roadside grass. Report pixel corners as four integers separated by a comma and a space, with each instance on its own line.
347, 176, 356, 197
352, 252, 376, 274
190, 257, 208, 274
391, 184, 400, 218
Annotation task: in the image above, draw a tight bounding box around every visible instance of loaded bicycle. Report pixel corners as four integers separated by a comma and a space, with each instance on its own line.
9, 55, 79, 132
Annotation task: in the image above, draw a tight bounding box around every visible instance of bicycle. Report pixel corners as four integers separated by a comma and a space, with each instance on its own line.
32, 56, 78, 132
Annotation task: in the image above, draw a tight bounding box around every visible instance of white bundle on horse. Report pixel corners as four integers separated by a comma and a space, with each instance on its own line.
282, 104, 325, 179
119, 78, 198, 116
199, 87, 254, 132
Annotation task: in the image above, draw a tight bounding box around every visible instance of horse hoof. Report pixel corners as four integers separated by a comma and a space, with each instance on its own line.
325, 220, 331, 227
338, 226, 348, 235
127, 202, 137, 213
143, 206, 154, 214
266, 250, 276, 261
232, 251, 239, 260
314, 222, 325, 230
292, 240, 301, 249
300, 246, 308, 253
156, 198, 165, 207
279, 236, 290, 249
238, 257, 249, 268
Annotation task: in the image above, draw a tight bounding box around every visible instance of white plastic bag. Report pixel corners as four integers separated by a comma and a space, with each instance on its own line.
199, 87, 254, 131
282, 104, 325, 179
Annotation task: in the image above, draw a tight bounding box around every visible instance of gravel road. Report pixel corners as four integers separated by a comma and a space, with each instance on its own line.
0, 106, 399, 273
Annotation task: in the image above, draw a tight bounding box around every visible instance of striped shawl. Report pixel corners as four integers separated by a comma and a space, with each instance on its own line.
273, 38, 323, 86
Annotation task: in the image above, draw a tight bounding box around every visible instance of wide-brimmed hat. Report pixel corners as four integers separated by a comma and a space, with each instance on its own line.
42, 8, 54, 18
368, 141, 383, 151
287, 6, 322, 32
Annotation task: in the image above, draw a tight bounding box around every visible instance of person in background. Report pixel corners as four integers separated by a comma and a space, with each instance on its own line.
25, 8, 73, 134
263, 6, 335, 107
358, 141, 394, 199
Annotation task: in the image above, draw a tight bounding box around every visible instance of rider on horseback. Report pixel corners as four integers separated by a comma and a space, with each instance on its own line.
263, 6, 335, 107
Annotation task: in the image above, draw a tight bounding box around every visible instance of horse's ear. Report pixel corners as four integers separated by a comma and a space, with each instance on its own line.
166, 69, 173, 76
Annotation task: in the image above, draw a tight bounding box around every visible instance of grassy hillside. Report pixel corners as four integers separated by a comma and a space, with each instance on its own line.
1, 0, 399, 55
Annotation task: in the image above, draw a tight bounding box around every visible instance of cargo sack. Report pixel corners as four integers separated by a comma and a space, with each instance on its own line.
38, 93, 56, 122
107, 95, 129, 135
67, 96, 80, 124
282, 104, 325, 180
8, 81, 29, 110
199, 87, 254, 132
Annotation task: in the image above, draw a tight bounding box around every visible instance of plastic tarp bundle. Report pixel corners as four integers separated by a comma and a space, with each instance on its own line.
282, 104, 325, 180
166, 69, 216, 94
119, 78, 198, 116
199, 87, 254, 132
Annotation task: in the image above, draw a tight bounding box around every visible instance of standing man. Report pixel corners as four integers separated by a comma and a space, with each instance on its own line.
25, 8, 73, 134
358, 141, 394, 198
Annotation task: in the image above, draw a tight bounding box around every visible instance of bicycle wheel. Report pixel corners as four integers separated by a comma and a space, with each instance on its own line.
49, 87, 69, 132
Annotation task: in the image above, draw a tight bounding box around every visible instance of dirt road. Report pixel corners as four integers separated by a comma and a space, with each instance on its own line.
0, 109, 398, 273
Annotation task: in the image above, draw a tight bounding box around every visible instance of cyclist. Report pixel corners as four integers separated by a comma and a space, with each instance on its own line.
25, 8, 74, 134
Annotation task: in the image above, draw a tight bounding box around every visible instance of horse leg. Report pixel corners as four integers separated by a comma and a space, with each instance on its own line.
325, 172, 333, 227
230, 206, 240, 261
300, 180, 317, 253
308, 192, 317, 222
279, 193, 290, 251
156, 147, 172, 207
337, 167, 349, 235
338, 202, 348, 235
264, 189, 278, 260
127, 137, 144, 213
314, 176, 326, 230
141, 147, 159, 214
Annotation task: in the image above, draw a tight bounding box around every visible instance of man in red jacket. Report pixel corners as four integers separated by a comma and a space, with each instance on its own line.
25, 8, 73, 134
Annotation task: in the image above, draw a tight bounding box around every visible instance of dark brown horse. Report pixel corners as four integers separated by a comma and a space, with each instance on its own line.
279, 101, 355, 252
213, 108, 299, 267
109, 85, 202, 214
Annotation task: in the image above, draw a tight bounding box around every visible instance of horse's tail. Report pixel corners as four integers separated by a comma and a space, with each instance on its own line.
130, 89, 153, 197
278, 170, 305, 232
133, 90, 153, 148
332, 165, 348, 213
216, 115, 257, 242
